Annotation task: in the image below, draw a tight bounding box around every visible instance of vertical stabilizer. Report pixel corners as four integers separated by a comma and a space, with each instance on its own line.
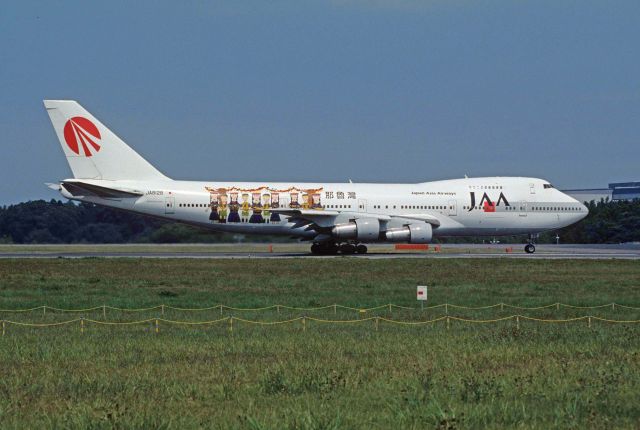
43, 100, 169, 181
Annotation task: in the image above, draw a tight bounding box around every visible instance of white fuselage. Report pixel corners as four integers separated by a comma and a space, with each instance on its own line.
60, 176, 588, 241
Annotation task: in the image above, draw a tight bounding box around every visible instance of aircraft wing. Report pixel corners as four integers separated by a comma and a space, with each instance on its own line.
272, 209, 343, 218
272, 208, 440, 228
390, 213, 441, 227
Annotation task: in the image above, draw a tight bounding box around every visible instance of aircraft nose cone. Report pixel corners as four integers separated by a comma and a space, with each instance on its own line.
580, 203, 589, 219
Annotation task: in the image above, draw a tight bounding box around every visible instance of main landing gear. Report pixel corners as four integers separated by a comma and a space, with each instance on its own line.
524, 233, 537, 254
310, 242, 368, 255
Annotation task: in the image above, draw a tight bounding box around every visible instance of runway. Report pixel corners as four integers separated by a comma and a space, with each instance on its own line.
1, 243, 639, 259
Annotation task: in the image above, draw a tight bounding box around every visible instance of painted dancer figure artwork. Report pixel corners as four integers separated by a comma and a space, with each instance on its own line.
209, 190, 219, 222
218, 190, 228, 223
262, 194, 271, 223
301, 193, 310, 209
249, 192, 264, 223
290, 191, 300, 209
241, 193, 250, 222
228, 191, 241, 223
270, 192, 281, 222
311, 192, 322, 209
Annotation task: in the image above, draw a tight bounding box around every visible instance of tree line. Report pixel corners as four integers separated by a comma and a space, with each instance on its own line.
0, 199, 638, 244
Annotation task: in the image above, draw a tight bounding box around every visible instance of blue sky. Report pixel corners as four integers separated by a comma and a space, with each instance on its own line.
1, 0, 639, 204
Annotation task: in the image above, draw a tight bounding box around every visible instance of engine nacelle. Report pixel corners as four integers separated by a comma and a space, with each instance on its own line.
383, 223, 433, 244
331, 218, 380, 241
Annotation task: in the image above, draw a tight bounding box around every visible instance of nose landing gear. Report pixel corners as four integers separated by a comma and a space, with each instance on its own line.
524, 233, 538, 254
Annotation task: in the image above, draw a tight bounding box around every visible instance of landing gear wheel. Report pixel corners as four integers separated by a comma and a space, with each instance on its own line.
327, 243, 339, 255
355, 244, 368, 254
524, 243, 536, 254
339, 244, 356, 255
311, 243, 339, 255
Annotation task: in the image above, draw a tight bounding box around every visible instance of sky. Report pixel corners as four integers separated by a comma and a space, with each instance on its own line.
1, 0, 639, 204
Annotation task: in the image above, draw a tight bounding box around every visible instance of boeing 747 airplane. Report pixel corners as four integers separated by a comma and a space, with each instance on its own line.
44, 100, 588, 254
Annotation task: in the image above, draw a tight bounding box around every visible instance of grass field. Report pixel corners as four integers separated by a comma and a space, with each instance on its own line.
0, 258, 639, 429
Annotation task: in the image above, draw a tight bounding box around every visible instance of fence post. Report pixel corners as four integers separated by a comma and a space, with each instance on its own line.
161, 305, 165, 316
155, 319, 159, 334
588, 317, 591, 328
375, 317, 379, 332
43, 305, 46, 315
445, 303, 448, 315
516, 316, 520, 330
388, 303, 392, 314
302, 316, 306, 332
612, 303, 615, 311
2, 320, 4, 336
80, 317, 84, 334
277, 305, 280, 314
220, 304, 223, 315
446, 316, 450, 330
556, 303, 560, 311
500, 303, 504, 311
103, 304, 106, 319
334, 304, 337, 315
229, 317, 233, 334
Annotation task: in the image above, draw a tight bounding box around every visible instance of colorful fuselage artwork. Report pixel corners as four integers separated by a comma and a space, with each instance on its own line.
205, 186, 323, 224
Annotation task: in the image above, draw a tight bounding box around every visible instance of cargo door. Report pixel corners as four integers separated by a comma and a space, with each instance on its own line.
448, 199, 457, 216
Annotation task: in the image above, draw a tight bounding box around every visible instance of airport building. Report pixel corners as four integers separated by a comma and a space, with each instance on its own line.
563, 181, 640, 204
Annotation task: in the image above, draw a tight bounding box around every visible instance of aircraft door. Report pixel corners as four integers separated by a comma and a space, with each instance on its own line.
165, 196, 175, 214
518, 201, 527, 217
448, 199, 457, 216
358, 199, 367, 212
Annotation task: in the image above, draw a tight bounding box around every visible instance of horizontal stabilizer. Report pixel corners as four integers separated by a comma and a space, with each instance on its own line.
45, 182, 61, 191
61, 181, 144, 198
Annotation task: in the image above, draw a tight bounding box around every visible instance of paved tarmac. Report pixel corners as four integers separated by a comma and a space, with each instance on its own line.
0, 244, 639, 259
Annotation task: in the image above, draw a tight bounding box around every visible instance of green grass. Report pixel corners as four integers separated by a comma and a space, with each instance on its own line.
0, 259, 639, 429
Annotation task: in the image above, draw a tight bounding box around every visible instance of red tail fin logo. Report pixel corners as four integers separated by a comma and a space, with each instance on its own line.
63, 117, 101, 157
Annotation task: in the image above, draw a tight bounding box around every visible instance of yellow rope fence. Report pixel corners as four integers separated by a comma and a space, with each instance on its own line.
1, 315, 639, 336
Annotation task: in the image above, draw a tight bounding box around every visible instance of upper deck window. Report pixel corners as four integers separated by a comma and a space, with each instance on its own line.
543, 184, 554, 189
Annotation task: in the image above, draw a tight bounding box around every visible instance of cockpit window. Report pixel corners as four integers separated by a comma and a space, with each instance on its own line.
543, 184, 554, 189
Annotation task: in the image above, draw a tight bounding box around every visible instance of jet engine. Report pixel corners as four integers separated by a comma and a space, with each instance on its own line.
331, 218, 380, 241
383, 223, 432, 244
